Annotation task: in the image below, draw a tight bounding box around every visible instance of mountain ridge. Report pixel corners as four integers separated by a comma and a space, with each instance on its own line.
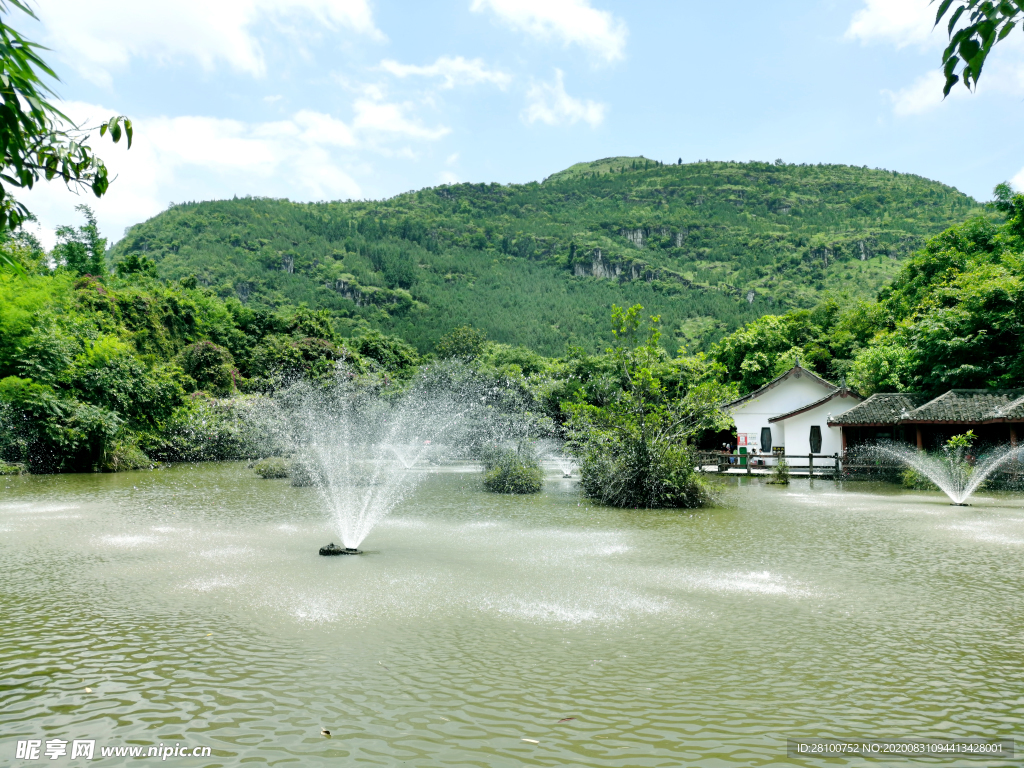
108, 159, 990, 355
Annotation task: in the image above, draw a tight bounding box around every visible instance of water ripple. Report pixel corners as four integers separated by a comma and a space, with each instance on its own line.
1, 467, 1022, 766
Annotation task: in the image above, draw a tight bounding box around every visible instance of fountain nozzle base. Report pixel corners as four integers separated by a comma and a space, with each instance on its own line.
319, 543, 363, 556
950, 502, 972, 507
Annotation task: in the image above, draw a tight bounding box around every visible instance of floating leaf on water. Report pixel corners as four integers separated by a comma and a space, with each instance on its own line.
557, 717, 575, 723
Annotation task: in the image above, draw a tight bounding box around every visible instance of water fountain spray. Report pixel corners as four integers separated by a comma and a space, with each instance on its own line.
270, 362, 500, 553
535, 438, 577, 478
864, 438, 1024, 505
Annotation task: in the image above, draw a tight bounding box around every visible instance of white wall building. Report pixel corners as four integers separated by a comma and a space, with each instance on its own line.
724, 363, 863, 466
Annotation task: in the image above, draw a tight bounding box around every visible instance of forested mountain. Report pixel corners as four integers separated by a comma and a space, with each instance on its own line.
108, 158, 987, 355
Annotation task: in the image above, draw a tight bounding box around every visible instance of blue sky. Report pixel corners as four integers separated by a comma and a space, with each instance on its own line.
17, 0, 1024, 246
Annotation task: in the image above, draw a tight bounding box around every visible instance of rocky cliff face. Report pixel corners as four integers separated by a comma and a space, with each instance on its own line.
326, 278, 416, 310
572, 247, 693, 288
328, 277, 364, 305
574, 249, 621, 279
618, 227, 682, 249
622, 229, 644, 248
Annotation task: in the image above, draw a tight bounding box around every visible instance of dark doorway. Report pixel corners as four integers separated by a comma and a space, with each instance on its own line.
760, 427, 772, 453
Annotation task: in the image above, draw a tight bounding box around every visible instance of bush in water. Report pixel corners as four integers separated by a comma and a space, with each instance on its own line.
253, 456, 290, 479
482, 443, 543, 494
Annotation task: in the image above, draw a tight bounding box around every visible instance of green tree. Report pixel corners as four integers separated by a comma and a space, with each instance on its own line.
0, 226, 44, 274
435, 325, 488, 360
934, 0, 1023, 95
177, 341, 235, 396
993, 181, 1024, 247
289, 305, 336, 341
351, 329, 419, 372
53, 205, 106, 276
115, 252, 158, 278
852, 191, 1024, 393
565, 305, 729, 509
0, 1, 132, 238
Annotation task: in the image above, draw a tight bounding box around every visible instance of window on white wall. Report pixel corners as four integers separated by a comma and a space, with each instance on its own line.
809, 425, 822, 453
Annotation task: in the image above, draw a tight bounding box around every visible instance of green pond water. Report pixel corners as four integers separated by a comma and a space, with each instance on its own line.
1, 463, 1022, 766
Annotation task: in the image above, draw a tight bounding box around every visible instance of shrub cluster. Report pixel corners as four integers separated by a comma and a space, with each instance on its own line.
767, 459, 790, 485
0, 241, 417, 473
577, 441, 712, 508
252, 456, 290, 479
481, 443, 544, 494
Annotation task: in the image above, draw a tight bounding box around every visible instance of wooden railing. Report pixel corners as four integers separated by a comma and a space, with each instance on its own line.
696, 452, 1024, 485
696, 452, 841, 478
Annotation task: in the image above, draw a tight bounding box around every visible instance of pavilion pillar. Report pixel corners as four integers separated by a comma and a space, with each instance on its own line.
1011, 426, 1018, 447
916, 427, 923, 450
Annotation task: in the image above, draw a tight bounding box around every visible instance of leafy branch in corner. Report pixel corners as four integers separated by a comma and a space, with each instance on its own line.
0, 0, 132, 267
933, 0, 1023, 96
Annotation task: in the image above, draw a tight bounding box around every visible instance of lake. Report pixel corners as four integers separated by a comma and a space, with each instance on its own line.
2, 463, 1021, 766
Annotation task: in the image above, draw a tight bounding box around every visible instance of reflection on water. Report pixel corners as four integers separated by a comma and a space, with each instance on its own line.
2, 464, 1023, 766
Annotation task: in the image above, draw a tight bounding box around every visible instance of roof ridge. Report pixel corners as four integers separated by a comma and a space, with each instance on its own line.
768, 387, 863, 423
941, 388, 1024, 394
828, 391, 929, 426
725, 364, 837, 410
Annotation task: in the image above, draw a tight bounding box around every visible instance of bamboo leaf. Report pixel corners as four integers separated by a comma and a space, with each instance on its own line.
934, 0, 955, 26
948, 5, 967, 33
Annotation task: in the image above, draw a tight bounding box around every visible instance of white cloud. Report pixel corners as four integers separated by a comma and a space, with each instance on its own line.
292, 109, 358, 146
36, 0, 384, 85
471, 0, 627, 62
1012, 167, 1024, 191
351, 99, 450, 141
883, 70, 949, 115
882, 35, 1024, 115
846, 0, 939, 49
17, 96, 449, 245
380, 56, 512, 89
980, 35, 1024, 93
848, 0, 1024, 95
522, 69, 605, 127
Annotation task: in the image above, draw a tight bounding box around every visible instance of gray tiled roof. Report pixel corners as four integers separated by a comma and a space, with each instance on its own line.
984, 394, 1024, 421
829, 393, 930, 426
903, 389, 1024, 423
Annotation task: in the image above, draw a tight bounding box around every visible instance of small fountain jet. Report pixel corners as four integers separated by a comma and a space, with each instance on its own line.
535, 438, 576, 479
319, 542, 362, 556
867, 440, 1024, 505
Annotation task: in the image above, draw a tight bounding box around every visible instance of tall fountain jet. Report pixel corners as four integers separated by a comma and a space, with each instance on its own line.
271, 363, 497, 553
